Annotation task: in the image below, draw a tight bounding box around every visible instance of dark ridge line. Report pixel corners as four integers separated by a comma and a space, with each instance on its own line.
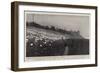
26, 22, 83, 38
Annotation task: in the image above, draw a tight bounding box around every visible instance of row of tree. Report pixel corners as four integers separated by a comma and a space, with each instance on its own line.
26, 22, 82, 37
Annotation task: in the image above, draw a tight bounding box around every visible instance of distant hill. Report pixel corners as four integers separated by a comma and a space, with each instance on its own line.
26, 22, 83, 39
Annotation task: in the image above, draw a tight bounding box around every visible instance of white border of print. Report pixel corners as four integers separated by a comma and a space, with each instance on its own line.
18, 5, 95, 68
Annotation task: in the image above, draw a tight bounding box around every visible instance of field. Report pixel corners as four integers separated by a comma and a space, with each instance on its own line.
26, 22, 89, 57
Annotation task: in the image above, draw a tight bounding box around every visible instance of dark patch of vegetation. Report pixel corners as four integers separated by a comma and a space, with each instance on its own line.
66, 39, 89, 55
26, 37, 66, 56
26, 37, 89, 57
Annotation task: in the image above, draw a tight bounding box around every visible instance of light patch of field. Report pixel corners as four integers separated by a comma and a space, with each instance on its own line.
26, 27, 70, 40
